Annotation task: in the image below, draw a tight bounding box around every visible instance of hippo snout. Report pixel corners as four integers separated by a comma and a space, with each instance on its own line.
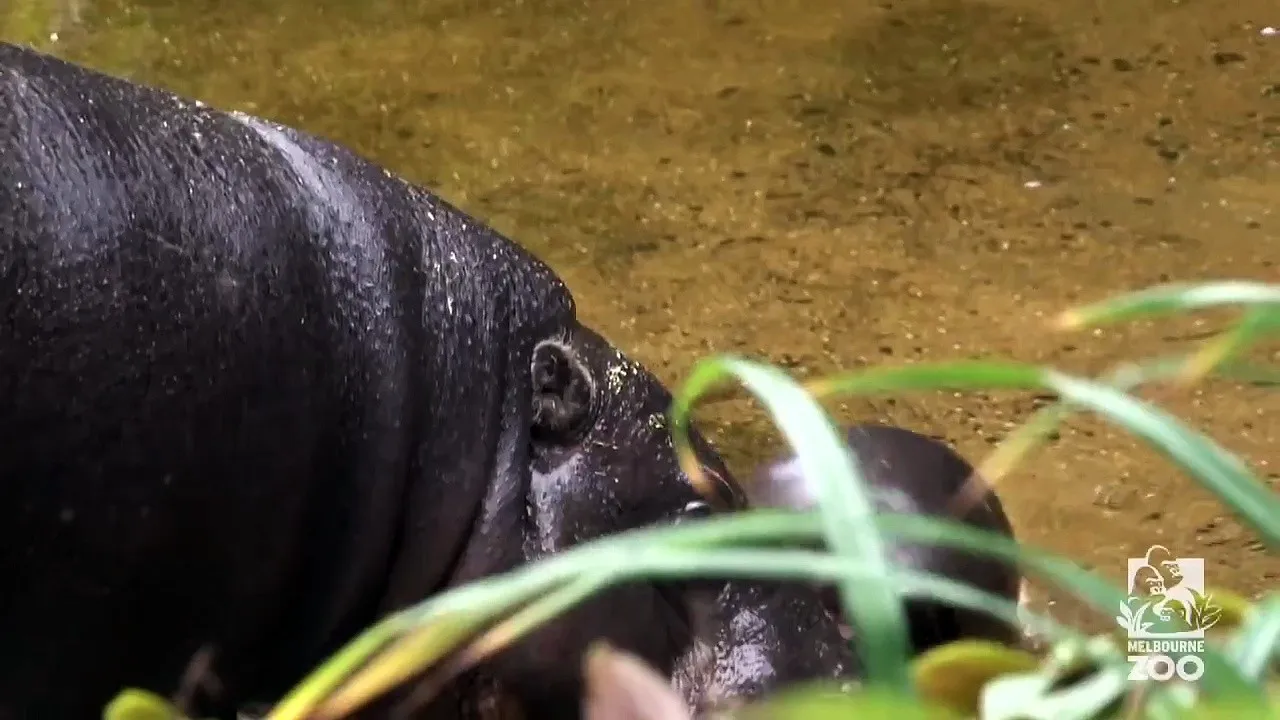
672, 580, 858, 715
668, 423, 1029, 716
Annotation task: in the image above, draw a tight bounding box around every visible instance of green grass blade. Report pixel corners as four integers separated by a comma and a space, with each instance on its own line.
870, 512, 1119, 614
457, 574, 616, 666
267, 503, 1260, 717
978, 355, 1191, 483
1177, 306, 1280, 384
270, 510, 1070, 719
804, 360, 1044, 399
102, 689, 184, 720
267, 512, 829, 718
632, 546, 1068, 645
1213, 361, 1280, 386
1044, 372, 1280, 549
979, 350, 1276, 489
670, 355, 913, 691
760, 359, 1280, 550
318, 574, 617, 718
267, 613, 410, 720
873, 515, 1253, 701
1224, 595, 1280, 680
975, 350, 1279, 484
309, 608, 483, 720
681, 511, 1254, 701
266, 570, 573, 720
1056, 281, 1280, 330
876, 512, 1246, 699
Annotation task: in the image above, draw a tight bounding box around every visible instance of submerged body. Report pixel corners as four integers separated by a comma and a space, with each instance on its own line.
0, 43, 852, 718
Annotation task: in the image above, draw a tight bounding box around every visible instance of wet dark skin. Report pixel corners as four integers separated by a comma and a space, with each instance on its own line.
0, 43, 855, 719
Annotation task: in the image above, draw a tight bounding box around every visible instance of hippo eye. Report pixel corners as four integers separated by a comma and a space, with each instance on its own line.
681, 500, 712, 518
530, 339, 595, 443
672, 500, 712, 525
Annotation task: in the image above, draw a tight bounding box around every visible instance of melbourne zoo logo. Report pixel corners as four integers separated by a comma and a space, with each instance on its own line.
1116, 545, 1221, 683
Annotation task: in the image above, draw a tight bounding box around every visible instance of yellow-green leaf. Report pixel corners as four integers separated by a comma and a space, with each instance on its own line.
1056, 281, 1280, 329
103, 689, 183, 720
911, 639, 1040, 716
1205, 586, 1257, 635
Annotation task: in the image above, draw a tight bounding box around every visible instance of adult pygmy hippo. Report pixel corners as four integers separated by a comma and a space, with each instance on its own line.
0, 43, 854, 719
753, 424, 1025, 655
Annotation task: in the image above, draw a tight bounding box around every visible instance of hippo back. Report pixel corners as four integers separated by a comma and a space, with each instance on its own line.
0, 41, 572, 717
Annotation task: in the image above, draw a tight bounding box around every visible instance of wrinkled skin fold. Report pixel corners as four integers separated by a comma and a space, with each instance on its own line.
0, 42, 855, 719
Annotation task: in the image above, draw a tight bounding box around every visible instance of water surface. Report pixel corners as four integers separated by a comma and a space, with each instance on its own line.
5, 0, 1278, 630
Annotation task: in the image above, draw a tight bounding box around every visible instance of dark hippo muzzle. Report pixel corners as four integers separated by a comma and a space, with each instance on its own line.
487, 325, 855, 717
487, 323, 735, 712
659, 424, 1029, 718
671, 581, 858, 716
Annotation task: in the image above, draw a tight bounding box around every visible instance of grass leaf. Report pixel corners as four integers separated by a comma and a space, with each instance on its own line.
741, 358, 1280, 553
1176, 306, 1280, 384
102, 690, 184, 720
978, 354, 1198, 483
1224, 595, 1280, 681
1044, 371, 1280, 550
1056, 281, 1280, 330
911, 640, 1040, 716
268, 572, 571, 720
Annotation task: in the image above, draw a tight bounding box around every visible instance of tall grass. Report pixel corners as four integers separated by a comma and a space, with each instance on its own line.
109, 281, 1280, 719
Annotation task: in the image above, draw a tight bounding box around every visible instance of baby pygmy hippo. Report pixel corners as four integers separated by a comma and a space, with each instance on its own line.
752, 424, 1025, 655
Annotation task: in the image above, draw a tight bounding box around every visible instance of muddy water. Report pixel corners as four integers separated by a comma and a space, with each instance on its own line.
5, 0, 1278, 632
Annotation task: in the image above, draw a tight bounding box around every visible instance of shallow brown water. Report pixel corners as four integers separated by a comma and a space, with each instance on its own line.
5, 0, 1278, 634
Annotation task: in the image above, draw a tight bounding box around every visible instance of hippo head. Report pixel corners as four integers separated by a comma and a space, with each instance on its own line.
486, 323, 856, 715
524, 325, 739, 548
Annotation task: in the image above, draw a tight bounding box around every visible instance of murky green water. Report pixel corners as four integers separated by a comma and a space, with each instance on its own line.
5, 0, 1278, 630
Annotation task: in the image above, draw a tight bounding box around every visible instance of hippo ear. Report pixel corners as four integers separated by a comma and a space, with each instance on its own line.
530, 339, 595, 441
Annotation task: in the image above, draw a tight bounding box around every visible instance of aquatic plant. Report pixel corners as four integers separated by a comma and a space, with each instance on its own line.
107, 280, 1280, 719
